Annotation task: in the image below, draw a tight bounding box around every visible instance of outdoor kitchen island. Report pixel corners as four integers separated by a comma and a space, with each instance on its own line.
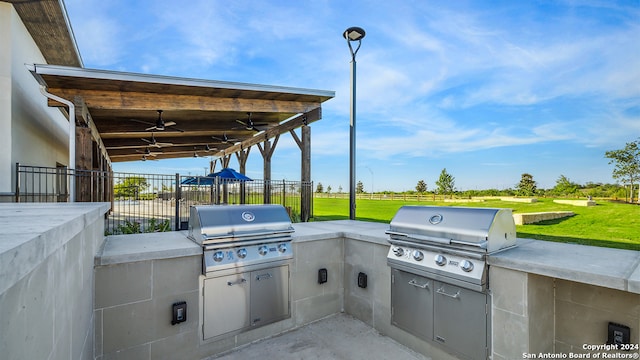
92, 219, 640, 360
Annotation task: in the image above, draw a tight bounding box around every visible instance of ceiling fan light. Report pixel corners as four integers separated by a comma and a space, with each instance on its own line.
156, 110, 165, 131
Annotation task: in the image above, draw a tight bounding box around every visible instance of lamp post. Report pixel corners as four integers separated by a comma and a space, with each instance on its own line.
344, 26, 365, 220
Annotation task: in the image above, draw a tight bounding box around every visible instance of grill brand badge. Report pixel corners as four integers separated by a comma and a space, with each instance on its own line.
428, 214, 443, 225
241, 211, 255, 222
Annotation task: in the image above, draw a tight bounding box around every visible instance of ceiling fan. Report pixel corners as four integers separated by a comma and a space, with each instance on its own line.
234, 112, 269, 132
211, 132, 239, 144
141, 132, 173, 148
136, 147, 162, 156
141, 155, 158, 161
132, 110, 184, 132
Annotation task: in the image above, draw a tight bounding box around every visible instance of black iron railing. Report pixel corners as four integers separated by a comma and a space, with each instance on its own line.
15, 163, 313, 234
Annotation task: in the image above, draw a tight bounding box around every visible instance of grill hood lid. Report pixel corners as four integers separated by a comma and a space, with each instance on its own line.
386, 206, 516, 253
189, 204, 293, 244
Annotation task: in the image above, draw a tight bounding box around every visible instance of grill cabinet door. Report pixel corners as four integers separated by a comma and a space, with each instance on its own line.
250, 265, 289, 327
434, 281, 488, 360
391, 269, 434, 341
203, 273, 250, 339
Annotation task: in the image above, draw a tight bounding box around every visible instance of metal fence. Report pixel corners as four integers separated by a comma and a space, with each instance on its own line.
15, 164, 312, 234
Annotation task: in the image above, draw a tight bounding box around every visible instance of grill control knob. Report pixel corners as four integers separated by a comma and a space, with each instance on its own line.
412, 250, 424, 261
434, 254, 447, 266
258, 245, 269, 256
393, 247, 404, 257
213, 251, 224, 262
460, 260, 474, 272
236, 248, 247, 259
277, 243, 287, 253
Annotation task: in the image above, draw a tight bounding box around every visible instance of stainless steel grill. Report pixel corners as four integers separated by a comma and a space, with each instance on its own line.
386, 206, 516, 360
189, 204, 294, 340
189, 204, 294, 274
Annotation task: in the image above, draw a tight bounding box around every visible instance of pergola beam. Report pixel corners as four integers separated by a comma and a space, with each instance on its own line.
213, 108, 320, 159
46, 89, 321, 114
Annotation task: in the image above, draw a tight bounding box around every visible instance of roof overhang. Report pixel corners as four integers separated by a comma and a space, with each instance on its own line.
29, 64, 335, 162
5, 0, 82, 67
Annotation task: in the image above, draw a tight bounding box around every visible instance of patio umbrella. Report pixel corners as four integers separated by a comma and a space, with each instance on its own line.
210, 168, 252, 181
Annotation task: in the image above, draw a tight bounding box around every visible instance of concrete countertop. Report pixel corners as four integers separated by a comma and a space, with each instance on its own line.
96, 230, 202, 266
0, 202, 111, 295
95, 219, 640, 294
489, 238, 640, 294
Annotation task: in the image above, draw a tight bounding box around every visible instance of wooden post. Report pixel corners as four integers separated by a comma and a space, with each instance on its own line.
301, 125, 311, 222
258, 135, 279, 205
290, 123, 312, 222
235, 147, 250, 204
75, 127, 92, 202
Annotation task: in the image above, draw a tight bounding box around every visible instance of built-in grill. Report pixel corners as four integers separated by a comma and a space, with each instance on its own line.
189, 204, 294, 340
386, 206, 516, 360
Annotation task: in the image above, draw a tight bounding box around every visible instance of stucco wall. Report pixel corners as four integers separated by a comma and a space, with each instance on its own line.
0, 3, 70, 200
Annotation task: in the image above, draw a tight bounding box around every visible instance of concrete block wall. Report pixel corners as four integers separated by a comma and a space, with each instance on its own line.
342, 238, 458, 360
512, 211, 574, 225
94, 255, 201, 360
490, 267, 554, 359
94, 237, 347, 360
0, 203, 109, 360
554, 279, 640, 354
490, 266, 640, 358
292, 238, 345, 325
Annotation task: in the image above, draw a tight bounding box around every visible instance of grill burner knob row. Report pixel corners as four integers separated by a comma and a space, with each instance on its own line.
460, 260, 474, 272
412, 250, 424, 261
258, 245, 269, 256
213, 251, 224, 262
236, 248, 247, 259
393, 247, 404, 257
434, 254, 447, 266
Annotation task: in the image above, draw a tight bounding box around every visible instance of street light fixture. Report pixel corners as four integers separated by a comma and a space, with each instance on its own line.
344, 26, 365, 220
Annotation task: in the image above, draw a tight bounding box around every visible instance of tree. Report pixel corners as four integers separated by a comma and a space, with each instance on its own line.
516, 173, 537, 196
316, 182, 324, 193
356, 181, 364, 194
552, 175, 579, 196
415, 180, 427, 193
114, 176, 149, 199
435, 168, 455, 198
605, 139, 640, 203
326, 185, 332, 194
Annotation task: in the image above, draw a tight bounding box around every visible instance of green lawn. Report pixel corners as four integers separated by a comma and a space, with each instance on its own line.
312, 197, 640, 251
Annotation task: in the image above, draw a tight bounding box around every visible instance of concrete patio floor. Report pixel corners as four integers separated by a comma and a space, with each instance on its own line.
208, 314, 430, 360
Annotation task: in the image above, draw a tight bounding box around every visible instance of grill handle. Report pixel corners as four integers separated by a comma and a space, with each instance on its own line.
386, 231, 451, 245
203, 228, 294, 240
436, 287, 460, 299
408, 279, 430, 289
227, 278, 247, 286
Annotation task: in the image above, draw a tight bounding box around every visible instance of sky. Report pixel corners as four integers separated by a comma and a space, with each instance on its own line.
63, 0, 640, 192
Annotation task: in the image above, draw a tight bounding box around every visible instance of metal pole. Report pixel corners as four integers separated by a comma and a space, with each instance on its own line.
349, 57, 357, 220
174, 173, 180, 230
345, 27, 364, 220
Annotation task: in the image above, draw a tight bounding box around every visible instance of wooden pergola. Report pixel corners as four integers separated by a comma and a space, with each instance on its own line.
11, 0, 334, 220
30, 64, 334, 220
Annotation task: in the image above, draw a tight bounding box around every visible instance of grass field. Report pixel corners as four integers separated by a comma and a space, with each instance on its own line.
311, 197, 640, 251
